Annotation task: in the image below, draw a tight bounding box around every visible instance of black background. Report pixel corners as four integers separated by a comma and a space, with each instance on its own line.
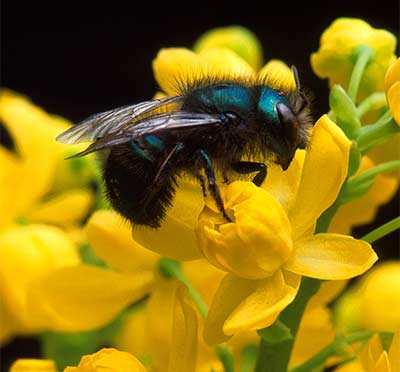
2, 1, 399, 370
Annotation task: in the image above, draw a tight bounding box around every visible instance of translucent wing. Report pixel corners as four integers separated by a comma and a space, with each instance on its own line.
56, 96, 183, 144
68, 111, 223, 158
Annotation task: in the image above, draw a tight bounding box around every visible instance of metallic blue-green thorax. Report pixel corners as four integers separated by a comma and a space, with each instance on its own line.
191, 83, 255, 118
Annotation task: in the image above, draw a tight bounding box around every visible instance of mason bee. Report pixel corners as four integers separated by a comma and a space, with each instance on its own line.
57, 67, 313, 227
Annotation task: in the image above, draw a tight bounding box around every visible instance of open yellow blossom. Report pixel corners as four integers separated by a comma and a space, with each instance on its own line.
25, 210, 156, 332
385, 57, 400, 125
335, 331, 400, 372
335, 261, 400, 333
196, 115, 376, 344
0, 225, 80, 344
311, 18, 397, 101
0, 89, 95, 230
10, 282, 199, 372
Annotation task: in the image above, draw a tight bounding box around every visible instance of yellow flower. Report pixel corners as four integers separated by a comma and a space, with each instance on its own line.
9, 359, 58, 372
0, 89, 95, 230
335, 261, 400, 333
133, 111, 376, 344
311, 18, 397, 101
0, 225, 80, 344
334, 331, 400, 372
385, 57, 400, 125
193, 25, 263, 71
63, 348, 148, 372
9, 281, 199, 372
329, 156, 398, 234
25, 210, 155, 332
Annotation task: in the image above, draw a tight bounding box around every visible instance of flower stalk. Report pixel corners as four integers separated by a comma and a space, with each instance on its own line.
362, 216, 400, 243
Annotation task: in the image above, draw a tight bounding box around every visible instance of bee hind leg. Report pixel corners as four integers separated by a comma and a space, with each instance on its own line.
231, 161, 267, 186
197, 149, 232, 223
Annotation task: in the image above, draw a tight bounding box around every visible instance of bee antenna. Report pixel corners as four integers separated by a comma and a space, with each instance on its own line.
291, 65, 301, 91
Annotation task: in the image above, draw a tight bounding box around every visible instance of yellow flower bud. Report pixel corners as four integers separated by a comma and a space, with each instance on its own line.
335, 261, 400, 333
196, 181, 293, 279
10, 359, 57, 372
63, 348, 147, 372
311, 18, 397, 101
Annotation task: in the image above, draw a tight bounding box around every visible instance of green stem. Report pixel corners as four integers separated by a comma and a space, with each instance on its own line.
315, 199, 341, 233
347, 160, 400, 189
362, 216, 400, 243
290, 331, 373, 372
347, 45, 374, 101
158, 258, 208, 318
215, 345, 235, 372
357, 112, 399, 154
239, 345, 258, 372
356, 92, 387, 119
254, 277, 321, 372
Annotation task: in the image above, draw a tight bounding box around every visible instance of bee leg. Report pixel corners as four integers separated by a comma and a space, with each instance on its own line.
198, 149, 232, 223
197, 175, 207, 197
231, 161, 267, 186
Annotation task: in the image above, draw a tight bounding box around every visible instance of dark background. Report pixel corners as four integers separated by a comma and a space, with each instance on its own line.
2, 1, 399, 370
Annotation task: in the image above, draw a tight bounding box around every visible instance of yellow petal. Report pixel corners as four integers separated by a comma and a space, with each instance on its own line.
289, 115, 351, 240
0, 225, 79, 333
27, 265, 153, 331
285, 233, 377, 280
372, 352, 391, 372
204, 270, 300, 344
167, 284, 198, 372
387, 81, 400, 125
197, 181, 293, 279
27, 190, 94, 227
384, 57, 400, 92
152, 48, 210, 95
307, 279, 348, 307
257, 60, 297, 91
10, 359, 57, 372
85, 210, 159, 272
289, 306, 335, 369
360, 334, 384, 371
63, 348, 147, 372
262, 149, 306, 212
193, 25, 263, 71
112, 306, 150, 362
388, 331, 400, 372
199, 48, 256, 80
132, 178, 204, 261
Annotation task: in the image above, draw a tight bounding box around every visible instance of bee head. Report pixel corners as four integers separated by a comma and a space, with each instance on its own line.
259, 67, 313, 171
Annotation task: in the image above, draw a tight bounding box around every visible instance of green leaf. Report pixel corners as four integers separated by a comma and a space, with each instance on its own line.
257, 320, 293, 344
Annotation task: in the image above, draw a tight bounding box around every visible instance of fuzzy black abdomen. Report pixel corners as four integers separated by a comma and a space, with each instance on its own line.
104, 144, 177, 228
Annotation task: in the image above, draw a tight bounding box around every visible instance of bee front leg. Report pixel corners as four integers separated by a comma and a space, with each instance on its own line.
231, 161, 267, 186
197, 149, 232, 223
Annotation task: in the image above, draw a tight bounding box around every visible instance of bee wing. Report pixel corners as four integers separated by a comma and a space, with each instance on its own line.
68, 111, 223, 158
56, 96, 183, 144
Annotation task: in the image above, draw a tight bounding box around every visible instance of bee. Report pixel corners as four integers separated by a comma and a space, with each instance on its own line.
57, 67, 313, 228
